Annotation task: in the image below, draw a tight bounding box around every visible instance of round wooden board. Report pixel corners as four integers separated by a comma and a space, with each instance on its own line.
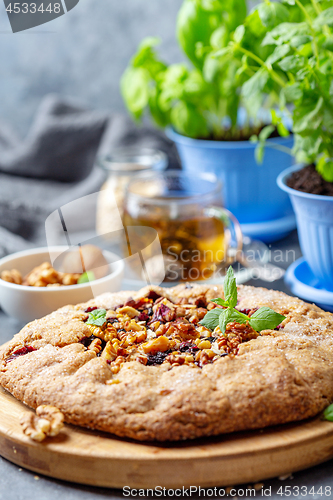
1, 387, 333, 488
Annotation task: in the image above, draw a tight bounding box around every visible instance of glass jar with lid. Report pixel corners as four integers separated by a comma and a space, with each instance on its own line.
96, 147, 167, 237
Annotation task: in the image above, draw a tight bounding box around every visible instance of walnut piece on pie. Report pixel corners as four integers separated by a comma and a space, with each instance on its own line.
20, 405, 64, 442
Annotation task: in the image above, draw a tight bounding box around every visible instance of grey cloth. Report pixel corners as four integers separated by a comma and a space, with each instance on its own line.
0, 96, 179, 257
0, 227, 34, 260
0, 94, 108, 182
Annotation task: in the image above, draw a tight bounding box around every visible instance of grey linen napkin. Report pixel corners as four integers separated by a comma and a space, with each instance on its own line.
0, 94, 108, 183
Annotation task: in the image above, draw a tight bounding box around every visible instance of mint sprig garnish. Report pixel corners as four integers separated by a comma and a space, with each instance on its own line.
86, 308, 107, 327
199, 266, 286, 334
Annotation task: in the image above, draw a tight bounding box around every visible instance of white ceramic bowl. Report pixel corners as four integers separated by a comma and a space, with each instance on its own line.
0, 246, 124, 323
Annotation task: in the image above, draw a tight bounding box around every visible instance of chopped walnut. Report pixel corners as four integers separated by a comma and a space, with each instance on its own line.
165, 353, 186, 365
61, 273, 81, 286
117, 306, 140, 318
207, 302, 218, 310
195, 349, 214, 366
25, 263, 60, 286
20, 405, 64, 442
3, 261, 84, 288
142, 335, 170, 354
136, 353, 148, 365
101, 341, 117, 362
88, 338, 102, 354
172, 320, 199, 340
109, 356, 125, 374
0, 269, 23, 285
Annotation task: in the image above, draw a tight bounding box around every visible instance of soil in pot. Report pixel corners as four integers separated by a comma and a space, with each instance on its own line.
197, 125, 281, 142
287, 165, 333, 196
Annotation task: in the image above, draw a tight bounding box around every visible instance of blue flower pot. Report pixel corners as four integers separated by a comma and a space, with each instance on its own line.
278, 164, 333, 291
166, 128, 294, 225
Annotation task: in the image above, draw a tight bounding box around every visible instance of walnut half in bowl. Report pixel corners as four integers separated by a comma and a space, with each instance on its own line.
0, 246, 124, 323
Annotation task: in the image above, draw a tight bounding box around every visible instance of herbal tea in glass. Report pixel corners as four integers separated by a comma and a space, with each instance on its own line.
123, 171, 242, 282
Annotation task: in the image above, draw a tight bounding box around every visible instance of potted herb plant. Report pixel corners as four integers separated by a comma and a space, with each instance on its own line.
121, 0, 295, 241
229, 0, 333, 289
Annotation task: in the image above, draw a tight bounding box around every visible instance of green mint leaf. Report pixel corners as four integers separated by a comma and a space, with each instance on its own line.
78, 271, 95, 284
219, 309, 232, 335
199, 308, 223, 331
219, 308, 248, 334
248, 307, 285, 332
211, 298, 229, 307
86, 309, 107, 327
323, 404, 333, 422
223, 266, 238, 308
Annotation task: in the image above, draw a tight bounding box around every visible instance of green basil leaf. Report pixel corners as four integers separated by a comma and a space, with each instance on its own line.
278, 55, 304, 72
170, 101, 209, 138
199, 308, 223, 330
203, 53, 223, 82
258, 2, 289, 29
78, 271, 95, 284
317, 156, 333, 183
234, 25, 245, 44
262, 22, 307, 47
132, 37, 161, 68
266, 44, 290, 65
323, 404, 333, 421
242, 67, 270, 99
177, 0, 219, 69
210, 25, 228, 49
282, 83, 303, 102
248, 307, 286, 332
120, 67, 149, 119
259, 124, 275, 142
290, 35, 312, 48
293, 97, 324, 134
314, 7, 333, 29
86, 309, 107, 327
323, 35, 333, 52
223, 266, 238, 309
255, 143, 265, 164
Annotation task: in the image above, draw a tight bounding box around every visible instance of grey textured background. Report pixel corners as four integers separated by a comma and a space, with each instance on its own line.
0, 0, 183, 137
0, 0, 259, 138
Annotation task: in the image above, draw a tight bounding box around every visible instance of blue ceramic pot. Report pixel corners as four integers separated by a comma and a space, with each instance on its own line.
167, 128, 294, 225
277, 164, 333, 291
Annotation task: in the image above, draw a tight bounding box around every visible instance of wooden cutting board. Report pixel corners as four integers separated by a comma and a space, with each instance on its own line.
1, 387, 333, 488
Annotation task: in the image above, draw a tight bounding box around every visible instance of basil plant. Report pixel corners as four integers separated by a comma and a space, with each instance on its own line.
121, 0, 279, 140
223, 0, 333, 181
